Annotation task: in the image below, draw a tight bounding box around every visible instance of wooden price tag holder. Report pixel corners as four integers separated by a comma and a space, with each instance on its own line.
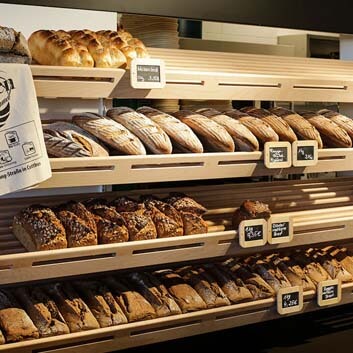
268, 214, 293, 245
292, 140, 318, 167
317, 279, 341, 307
264, 141, 292, 169
277, 286, 303, 315
130, 58, 166, 89
238, 219, 268, 248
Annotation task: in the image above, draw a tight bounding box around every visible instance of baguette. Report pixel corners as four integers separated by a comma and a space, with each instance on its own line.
137, 106, 204, 153
300, 112, 352, 148
0, 290, 39, 342
44, 283, 100, 332
13, 205, 67, 251
269, 107, 323, 148
318, 109, 353, 140
72, 113, 146, 155
14, 287, 69, 337
107, 107, 173, 154
196, 107, 259, 151
172, 110, 235, 152
224, 109, 278, 146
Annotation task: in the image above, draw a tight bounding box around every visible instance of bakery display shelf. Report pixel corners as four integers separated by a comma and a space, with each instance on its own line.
30, 65, 125, 99
35, 148, 353, 189
2, 283, 353, 353
1, 177, 353, 285
113, 47, 353, 102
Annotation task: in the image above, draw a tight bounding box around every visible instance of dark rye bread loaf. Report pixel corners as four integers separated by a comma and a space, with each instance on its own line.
232, 200, 271, 229
12, 205, 67, 251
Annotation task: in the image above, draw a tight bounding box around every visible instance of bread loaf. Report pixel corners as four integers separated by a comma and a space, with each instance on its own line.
154, 270, 207, 313
232, 200, 271, 229
126, 272, 182, 317
107, 107, 173, 154
172, 110, 235, 152
300, 112, 352, 148
73, 113, 146, 155
104, 277, 156, 322
121, 211, 157, 241
329, 247, 353, 276
137, 106, 204, 153
13, 205, 67, 251
269, 107, 323, 148
318, 109, 353, 140
224, 109, 278, 146
111, 196, 139, 213
43, 122, 109, 157
0, 330, 4, 345
0, 290, 39, 342
0, 26, 31, 63
241, 107, 297, 142
14, 287, 69, 337
73, 281, 127, 327
196, 108, 259, 151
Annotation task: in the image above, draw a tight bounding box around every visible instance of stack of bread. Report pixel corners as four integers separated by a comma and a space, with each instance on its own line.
0, 25, 31, 64
28, 27, 148, 68
12, 193, 208, 251
43, 107, 353, 158
1, 244, 352, 344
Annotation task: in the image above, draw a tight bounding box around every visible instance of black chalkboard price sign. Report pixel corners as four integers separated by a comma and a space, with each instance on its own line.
277, 286, 303, 315
292, 140, 318, 167
130, 58, 166, 89
264, 142, 292, 169
318, 279, 341, 306
239, 219, 268, 248
268, 215, 293, 244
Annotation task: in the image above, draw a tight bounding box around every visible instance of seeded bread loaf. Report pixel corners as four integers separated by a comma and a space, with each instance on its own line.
232, 200, 271, 229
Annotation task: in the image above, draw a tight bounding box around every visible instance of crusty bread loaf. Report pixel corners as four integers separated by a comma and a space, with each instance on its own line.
107, 107, 173, 154
269, 107, 323, 148
224, 109, 279, 146
172, 110, 235, 152
0, 290, 39, 342
0, 26, 16, 52
318, 109, 353, 140
111, 196, 139, 213
232, 200, 271, 229
13, 205, 67, 251
300, 112, 352, 148
73, 113, 146, 155
196, 108, 259, 151
0, 26, 31, 63
14, 287, 69, 338
43, 121, 109, 157
121, 210, 158, 241
241, 107, 297, 142
137, 107, 204, 153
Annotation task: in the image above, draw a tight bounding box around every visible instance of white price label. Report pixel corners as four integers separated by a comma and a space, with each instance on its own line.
130, 58, 166, 89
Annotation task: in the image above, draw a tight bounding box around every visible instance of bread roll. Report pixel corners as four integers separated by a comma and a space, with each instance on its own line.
241, 107, 297, 142
137, 106, 204, 153
196, 107, 259, 151
224, 109, 278, 146
269, 107, 323, 148
172, 110, 235, 152
121, 210, 157, 241
232, 200, 271, 229
73, 113, 146, 155
318, 109, 353, 140
300, 112, 352, 148
111, 196, 139, 213
107, 107, 173, 154
13, 205, 67, 251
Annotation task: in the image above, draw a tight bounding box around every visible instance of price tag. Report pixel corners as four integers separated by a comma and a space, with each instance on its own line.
292, 140, 318, 167
264, 142, 292, 169
130, 58, 166, 89
317, 279, 341, 307
238, 219, 268, 248
268, 215, 293, 244
277, 286, 303, 315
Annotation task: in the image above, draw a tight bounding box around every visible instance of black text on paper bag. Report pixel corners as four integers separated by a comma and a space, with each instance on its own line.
277, 286, 303, 315
318, 279, 341, 307
268, 215, 293, 244
239, 219, 268, 248
264, 142, 292, 169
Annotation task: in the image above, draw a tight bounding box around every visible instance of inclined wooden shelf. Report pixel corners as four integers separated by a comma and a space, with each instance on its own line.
1, 283, 352, 353
34, 148, 353, 189
111, 48, 353, 102
31, 65, 125, 99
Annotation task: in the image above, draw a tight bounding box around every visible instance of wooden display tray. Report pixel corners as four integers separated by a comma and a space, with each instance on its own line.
113, 47, 353, 102
31, 65, 125, 99
36, 148, 353, 189
1, 283, 353, 353
2, 178, 353, 285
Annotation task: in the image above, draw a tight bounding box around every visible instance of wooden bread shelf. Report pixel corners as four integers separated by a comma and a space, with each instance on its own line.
31, 65, 125, 99
1, 177, 353, 285
35, 148, 353, 189
1, 283, 353, 353
112, 47, 353, 102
